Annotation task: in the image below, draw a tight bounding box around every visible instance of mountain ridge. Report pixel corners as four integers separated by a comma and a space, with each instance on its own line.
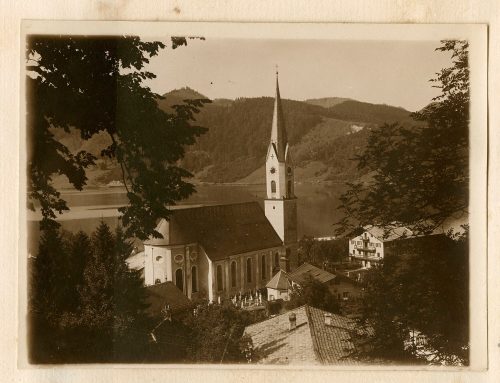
51, 87, 419, 189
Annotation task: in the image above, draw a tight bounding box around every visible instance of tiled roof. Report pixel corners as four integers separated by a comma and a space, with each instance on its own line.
243, 306, 320, 365
145, 282, 192, 318
288, 263, 336, 285
266, 270, 291, 290
306, 306, 362, 364
145, 202, 283, 261
244, 305, 370, 365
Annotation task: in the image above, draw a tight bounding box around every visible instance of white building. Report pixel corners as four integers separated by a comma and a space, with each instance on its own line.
349, 225, 413, 268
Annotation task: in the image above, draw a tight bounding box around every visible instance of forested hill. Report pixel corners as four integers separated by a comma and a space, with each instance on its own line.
155, 87, 417, 183
51, 87, 419, 188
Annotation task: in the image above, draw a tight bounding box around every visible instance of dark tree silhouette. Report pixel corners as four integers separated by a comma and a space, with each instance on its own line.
360, 233, 469, 364
29, 222, 150, 363
285, 275, 340, 314
26, 35, 209, 239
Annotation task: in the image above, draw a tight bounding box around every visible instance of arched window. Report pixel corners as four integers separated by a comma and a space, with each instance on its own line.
217, 265, 223, 291
246, 258, 252, 283
287, 180, 292, 196
175, 268, 183, 291
271, 180, 276, 193
191, 265, 198, 293
155, 278, 161, 284
231, 261, 237, 287
274, 252, 280, 268
261, 254, 266, 280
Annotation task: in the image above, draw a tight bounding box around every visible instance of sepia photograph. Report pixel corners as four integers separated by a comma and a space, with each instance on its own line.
20, 21, 488, 369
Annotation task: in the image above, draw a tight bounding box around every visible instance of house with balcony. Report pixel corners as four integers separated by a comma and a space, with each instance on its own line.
349, 225, 413, 268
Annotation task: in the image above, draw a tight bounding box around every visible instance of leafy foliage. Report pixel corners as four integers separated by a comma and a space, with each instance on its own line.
27, 36, 208, 239
298, 236, 349, 267
180, 302, 265, 363
336, 40, 469, 235
285, 276, 340, 314
360, 233, 469, 364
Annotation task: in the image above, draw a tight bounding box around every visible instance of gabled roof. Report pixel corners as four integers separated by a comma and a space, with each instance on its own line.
243, 305, 370, 365
363, 225, 414, 242
288, 262, 336, 285
266, 269, 291, 290
145, 282, 192, 318
145, 202, 283, 261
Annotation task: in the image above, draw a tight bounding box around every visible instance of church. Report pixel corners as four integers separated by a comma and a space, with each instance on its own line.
142, 73, 298, 302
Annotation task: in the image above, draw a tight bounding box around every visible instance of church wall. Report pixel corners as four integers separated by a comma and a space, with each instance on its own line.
265, 200, 285, 241
209, 247, 283, 301
144, 245, 171, 286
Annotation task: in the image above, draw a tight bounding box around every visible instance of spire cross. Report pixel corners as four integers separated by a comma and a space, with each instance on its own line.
275, 64, 279, 77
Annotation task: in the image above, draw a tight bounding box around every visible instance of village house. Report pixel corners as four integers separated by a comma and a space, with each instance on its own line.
242, 305, 373, 364
349, 225, 413, 268
266, 262, 363, 301
139, 73, 299, 303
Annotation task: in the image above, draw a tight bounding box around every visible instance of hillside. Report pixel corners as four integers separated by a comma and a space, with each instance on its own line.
50, 87, 418, 188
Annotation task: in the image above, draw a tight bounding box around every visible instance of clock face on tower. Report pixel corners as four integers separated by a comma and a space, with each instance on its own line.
270, 167, 276, 174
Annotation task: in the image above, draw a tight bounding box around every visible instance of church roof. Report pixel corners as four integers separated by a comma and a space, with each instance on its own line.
266, 269, 291, 290
243, 305, 371, 365
288, 262, 336, 285
270, 73, 288, 162
146, 202, 283, 261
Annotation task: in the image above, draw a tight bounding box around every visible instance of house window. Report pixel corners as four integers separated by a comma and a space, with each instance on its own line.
217, 264, 223, 292
343, 291, 349, 299
191, 265, 198, 293
155, 278, 161, 284
261, 255, 266, 280
271, 180, 276, 193
246, 258, 252, 283
175, 268, 183, 291
231, 261, 237, 287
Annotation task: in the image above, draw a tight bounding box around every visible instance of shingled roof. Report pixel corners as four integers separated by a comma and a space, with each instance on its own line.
288, 262, 336, 285
266, 269, 291, 290
243, 305, 371, 365
145, 202, 283, 261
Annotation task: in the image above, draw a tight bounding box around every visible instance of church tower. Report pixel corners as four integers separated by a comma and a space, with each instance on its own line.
264, 71, 298, 272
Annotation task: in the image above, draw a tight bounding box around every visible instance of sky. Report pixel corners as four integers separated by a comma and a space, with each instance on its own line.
143, 38, 453, 112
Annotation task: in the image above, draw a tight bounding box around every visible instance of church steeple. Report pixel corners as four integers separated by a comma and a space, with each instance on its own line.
264, 70, 298, 272
270, 71, 288, 162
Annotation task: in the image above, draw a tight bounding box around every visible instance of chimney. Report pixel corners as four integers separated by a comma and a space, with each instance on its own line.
288, 312, 297, 331
324, 313, 332, 326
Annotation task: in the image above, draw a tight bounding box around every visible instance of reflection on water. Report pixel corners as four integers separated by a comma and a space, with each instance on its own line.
27, 183, 347, 255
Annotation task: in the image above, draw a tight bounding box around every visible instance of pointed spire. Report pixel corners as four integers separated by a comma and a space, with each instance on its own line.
270, 70, 288, 161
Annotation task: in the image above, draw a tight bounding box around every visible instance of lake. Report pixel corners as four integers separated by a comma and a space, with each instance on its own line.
27, 182, 348, 255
